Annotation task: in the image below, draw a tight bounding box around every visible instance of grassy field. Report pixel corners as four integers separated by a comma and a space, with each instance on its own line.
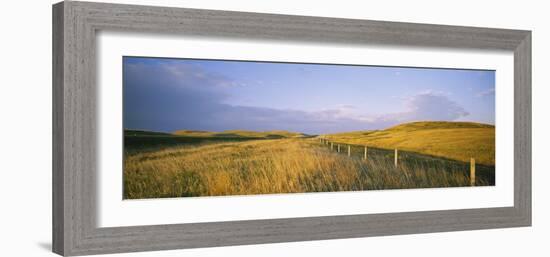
123, 122, 495, 199
323, 121, 495, 165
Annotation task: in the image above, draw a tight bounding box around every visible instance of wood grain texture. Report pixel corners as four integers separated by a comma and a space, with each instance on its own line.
52, 2, 65, 255
514, 32, 532, 225
52, 1, 531, 256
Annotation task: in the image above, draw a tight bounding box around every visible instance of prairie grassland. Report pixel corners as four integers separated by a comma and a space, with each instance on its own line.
324, 121, 495, 165
124, 138, 490, 199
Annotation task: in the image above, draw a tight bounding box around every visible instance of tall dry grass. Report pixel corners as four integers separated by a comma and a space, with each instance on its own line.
325, 121, 495, 165
124, 138, 487, 199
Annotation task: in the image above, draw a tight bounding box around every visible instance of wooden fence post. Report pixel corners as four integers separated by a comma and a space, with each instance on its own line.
337, 144, 340, 153
331, 142, 333, 151
348, 145, 351, 157
394, 149, 398, 167
364, 146, 368, 161
470, 158, 476, 186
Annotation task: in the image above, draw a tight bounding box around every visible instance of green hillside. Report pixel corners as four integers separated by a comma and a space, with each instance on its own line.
324, 121, 495, 165
173, 129, 308, 139
124, 129, 174, 137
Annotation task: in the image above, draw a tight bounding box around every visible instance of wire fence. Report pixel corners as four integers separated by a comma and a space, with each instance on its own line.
318, 137, 479, 186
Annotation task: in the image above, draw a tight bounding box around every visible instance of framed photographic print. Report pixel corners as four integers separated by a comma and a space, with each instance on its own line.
52, 1, 531, 256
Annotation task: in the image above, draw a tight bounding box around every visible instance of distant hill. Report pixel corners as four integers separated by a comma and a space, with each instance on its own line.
387, 121, 494, 131
124, 129, 174, 137
324, 121, 495, 165
173, 129, 308, 139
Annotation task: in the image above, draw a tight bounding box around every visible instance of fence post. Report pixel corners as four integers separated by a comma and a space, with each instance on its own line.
470, 158, 476, 186
348, 145, 351, 157
394, 149, 398, 167
337, 144, 340, 153
331, 142, 333, 151
364, 146, 368, 161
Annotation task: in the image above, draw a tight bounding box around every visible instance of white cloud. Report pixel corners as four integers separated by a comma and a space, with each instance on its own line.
477, 88, 495, 97
382, 92, 469, 122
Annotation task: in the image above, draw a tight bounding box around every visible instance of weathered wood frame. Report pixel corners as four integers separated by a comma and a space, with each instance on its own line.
52, 1, 531, 256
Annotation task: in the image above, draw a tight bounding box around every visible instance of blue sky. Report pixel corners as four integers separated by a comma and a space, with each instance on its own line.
123, 57, 495, 134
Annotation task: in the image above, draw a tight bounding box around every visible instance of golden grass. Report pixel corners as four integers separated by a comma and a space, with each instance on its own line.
324, 121, 495, 165
124, 138, 486, 199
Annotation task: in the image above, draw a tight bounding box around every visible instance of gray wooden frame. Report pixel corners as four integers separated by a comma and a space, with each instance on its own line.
52, 1, 531, 256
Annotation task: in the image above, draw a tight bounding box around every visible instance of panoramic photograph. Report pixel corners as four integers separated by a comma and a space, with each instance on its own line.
123, 56, 496, 199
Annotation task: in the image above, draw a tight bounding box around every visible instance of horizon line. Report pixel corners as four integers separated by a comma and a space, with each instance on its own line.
124, 120, 496, 135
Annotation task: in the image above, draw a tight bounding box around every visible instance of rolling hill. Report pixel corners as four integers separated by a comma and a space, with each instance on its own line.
124, 129, 310, 152
173, 129, 309, 139
324, 121, 495, 165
